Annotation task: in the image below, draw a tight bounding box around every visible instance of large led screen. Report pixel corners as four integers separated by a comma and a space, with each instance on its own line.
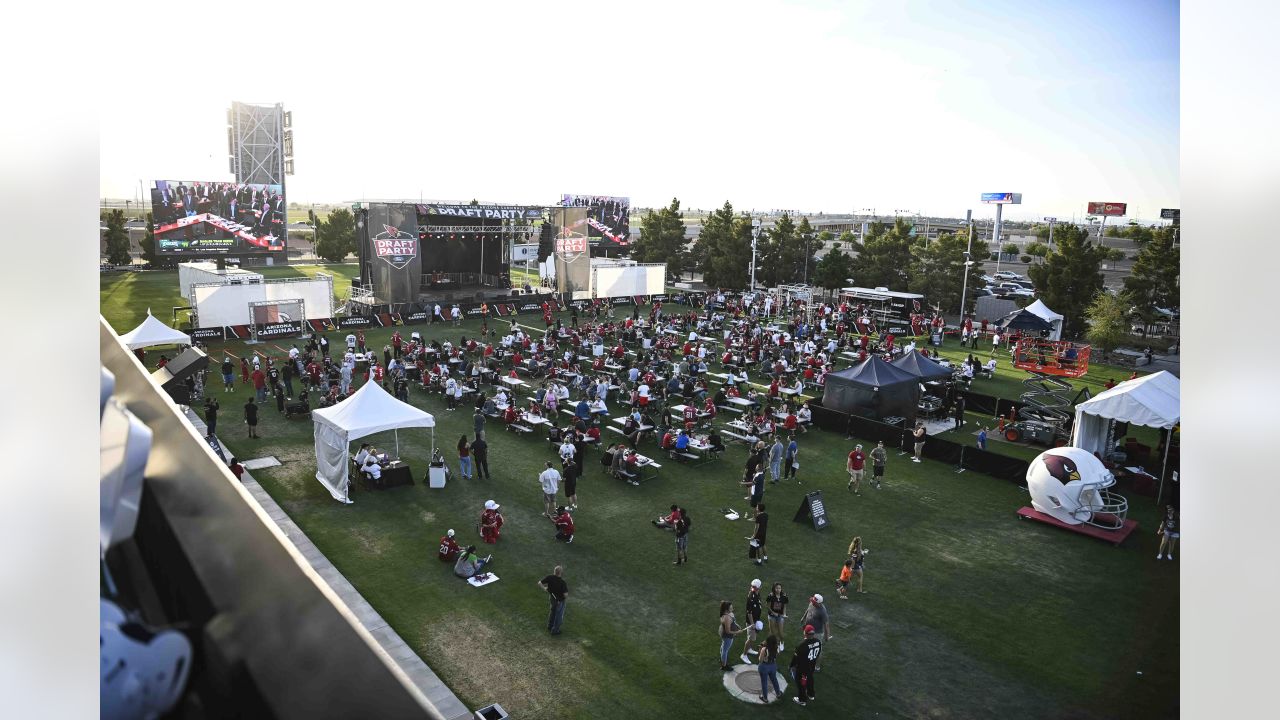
151, 180, 285, 254
560, 194, 630, 248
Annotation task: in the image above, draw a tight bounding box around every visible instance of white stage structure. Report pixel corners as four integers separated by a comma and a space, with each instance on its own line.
311, 382, 435, 504
178, 262, 262, 302
186, 270, 334, 329
1071, 370, 1180, 502
572, 259, 665, 300
1024, 299, 1065, 341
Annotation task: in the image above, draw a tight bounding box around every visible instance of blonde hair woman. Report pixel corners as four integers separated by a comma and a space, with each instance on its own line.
847, 536, 868, 594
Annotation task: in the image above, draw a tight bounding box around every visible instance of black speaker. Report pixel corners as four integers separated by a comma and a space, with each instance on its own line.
152, 347, 209, 395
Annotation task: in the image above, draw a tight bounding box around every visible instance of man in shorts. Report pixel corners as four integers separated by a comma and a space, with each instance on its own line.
912, 422, 926, 463
870, 440, 887, 489
538, 461, 561, 519
847, 444, 866, 494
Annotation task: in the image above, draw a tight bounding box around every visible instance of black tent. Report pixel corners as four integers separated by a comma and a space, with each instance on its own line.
891, 350, 954, 381
998, 308, 1054, 332
821, 356, 922, 423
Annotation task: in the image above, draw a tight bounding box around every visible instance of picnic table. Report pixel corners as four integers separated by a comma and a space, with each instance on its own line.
502, 376, 527, 388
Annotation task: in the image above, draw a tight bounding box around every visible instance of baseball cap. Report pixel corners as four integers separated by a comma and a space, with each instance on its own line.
484, 500, 499, 510
754, 620, 765, 631
811, 593, 823, 604
751, 579, 762, 588
447, 529, 455, 537
803, 624, 816, 634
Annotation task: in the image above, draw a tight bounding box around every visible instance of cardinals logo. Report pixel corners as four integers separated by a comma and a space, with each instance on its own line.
373, 224, 417, 269
1041, 454, 1081, 484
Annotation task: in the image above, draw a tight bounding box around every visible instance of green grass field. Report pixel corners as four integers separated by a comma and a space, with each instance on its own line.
101, 273, 1179, 719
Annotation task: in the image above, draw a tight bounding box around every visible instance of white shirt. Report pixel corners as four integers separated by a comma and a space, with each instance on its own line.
364, 461, 381, 479
354, 448, 371, 466
345, 334, 356, 348
559, 442, 576, 461
539, 468, 561, 494
434, 304, 442, 316
638, 384, 650, 398
288, 347, 299, 359
451, 307, 461, 318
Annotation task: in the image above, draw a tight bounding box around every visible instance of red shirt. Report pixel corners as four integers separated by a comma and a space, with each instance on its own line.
251, 369, 266, 389
684, 405, 698, 421
848, 450, 865, 471
555, 512, 575, 536
438, 536, 460, 561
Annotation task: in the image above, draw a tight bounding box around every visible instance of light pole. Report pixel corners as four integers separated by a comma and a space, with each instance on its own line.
750, 217, 761, 292
1042, 216, 1057, 253
959, 209, 973, 316
857, 208, 875, 243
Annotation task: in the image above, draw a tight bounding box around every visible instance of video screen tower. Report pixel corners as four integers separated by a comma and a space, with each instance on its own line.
228, 101, 293, 258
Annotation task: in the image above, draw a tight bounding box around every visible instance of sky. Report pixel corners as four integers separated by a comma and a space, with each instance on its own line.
98, 0, 1179, 224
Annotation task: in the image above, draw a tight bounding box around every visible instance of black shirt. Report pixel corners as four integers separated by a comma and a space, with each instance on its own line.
745, 588, 763, 622
790, 637, 821, 671
221, 359, 233, 375
753, 511, 768, 540
541, 575, 568, 602
766, 591, 788, 616
471, 438, 488, 458
244, 402, 258, 422
746, 453, 763, 474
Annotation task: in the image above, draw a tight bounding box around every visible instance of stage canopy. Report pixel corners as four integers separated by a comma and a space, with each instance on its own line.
821, 356, 922, 423
1023, 299, 1065, 341
998, 308, 1054, 333
891, 350, 954, 381
1071, 370, 1180, 500
312, 382, 435, 503
119, 311, 193, 350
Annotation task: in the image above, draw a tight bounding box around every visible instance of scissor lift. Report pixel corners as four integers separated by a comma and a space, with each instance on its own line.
1004, 338, 1092, 445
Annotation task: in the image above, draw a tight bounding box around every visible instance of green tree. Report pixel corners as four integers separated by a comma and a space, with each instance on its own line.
1027, 224, 1107, 337
796, 217, 821, 285
1025, 241, 1048, 263
103, 209, 131, 266
315, 207, 357, 262
700, 202, 754, 290
851, 218, 917, 290
909, 231, 986, 314
140, 212, 157, 265
758, 213, 798, 287
1002, 242, 1019, 256
1122, 226, 1180, 332
1085, 291, 1129, 358
813, 242, 854, 297
633, 198, 688, 277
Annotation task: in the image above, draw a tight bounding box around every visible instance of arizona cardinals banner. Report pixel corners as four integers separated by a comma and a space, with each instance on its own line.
191, 327, 225, 342
553, 206, 592, 295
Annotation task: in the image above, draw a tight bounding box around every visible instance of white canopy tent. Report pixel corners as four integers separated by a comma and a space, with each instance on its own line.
1072, 370, 1180, 501
312, 381, 435, 504
1023, 299, 1065, 341
119, 311, 193, 350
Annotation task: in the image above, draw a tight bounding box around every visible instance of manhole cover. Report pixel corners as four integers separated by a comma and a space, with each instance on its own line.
722, 663, 788, 704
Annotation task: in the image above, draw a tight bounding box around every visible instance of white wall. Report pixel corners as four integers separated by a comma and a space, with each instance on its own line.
592, 265, 665, 298
192, 277, 333, 327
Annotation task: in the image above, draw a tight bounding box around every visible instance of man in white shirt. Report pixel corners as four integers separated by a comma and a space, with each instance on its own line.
345, 333, 357, 351
538, 462, 562, 518
451, 305, 462, 325
433, 303, 444, 324
444, 376, 458, 409
559, 440, 576, 464
288, 344, 300, 361
637, 383, 650, 405
363, 457, 382, 481
354, 443, 372, 467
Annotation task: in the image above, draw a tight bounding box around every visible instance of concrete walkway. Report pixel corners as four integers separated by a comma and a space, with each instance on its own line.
185, 408, 473, 720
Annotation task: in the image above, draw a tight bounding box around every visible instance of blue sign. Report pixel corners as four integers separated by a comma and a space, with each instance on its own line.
981, 192, 1013, 203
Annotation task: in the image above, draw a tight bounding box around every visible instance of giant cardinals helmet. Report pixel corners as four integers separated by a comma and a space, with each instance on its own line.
1026, 447, 1128, 529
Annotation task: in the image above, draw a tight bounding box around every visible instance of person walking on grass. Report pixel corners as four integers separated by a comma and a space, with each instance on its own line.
847, 444, 865, 494
836, 559, 854, 600
221, 356, 235, 392
749, 504, 768, 566
756, 634, 783, 703
769, 436, 784, 484
457, 435, 472, 480
765, 582, 790, 651
539, 566, 569, 635
870, 440, 887, 489
243, 396, 259, 439
203, 396, 219, 437
847, 536, 868, 594
740, 579, 764, 664
471, 435, 491, 479
718, 600, 748, 672
1156, 505, 1179, 561
799, 594, 831, 671
790, 625, 821, 706
673, 508, 690, 565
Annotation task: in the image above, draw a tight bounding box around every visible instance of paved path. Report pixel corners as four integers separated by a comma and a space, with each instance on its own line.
185, 408, 474, 720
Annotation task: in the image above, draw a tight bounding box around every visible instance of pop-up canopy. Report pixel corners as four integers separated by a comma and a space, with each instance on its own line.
119, 311, 193, 350
1072, 370, 1180, 500
891, 350, 954, 381
1023, 299, 1065, 341
312, 381, 435, 503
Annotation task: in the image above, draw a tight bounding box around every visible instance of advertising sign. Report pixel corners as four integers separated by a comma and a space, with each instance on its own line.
1087, 202, 1127, 216
980, 192, 1022, 204
512, 244, 539, 262
418, 204, 544, 220
1160, 208, 1180, 220
373, 225, 418, 270
553, 206, 592, 294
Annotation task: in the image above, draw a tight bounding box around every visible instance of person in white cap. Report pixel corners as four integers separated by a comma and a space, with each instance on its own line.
480, 500, 504, 544
740, 579, 765, 664
437, 528, 461, 562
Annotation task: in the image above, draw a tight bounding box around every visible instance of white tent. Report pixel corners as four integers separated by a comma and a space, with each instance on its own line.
1023, 299, 1065, 341
119, 311, 193, 350
1072, 370, 1180, 500
311, 381, 435, 504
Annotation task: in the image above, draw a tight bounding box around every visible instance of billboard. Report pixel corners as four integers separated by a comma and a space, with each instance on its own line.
1160, 208, 1180, 220
553, 206, 591, 294
151, 180, 285, 254
1087, 201, 1127, 216
981, 192, 1022, 204
561, 194, 631, 247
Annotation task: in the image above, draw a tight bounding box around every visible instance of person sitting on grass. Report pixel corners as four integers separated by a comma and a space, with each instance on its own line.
552, 506, 575, 543
438, 529, 461, 562
653, 504, 683, 529
453, 545, 492, 579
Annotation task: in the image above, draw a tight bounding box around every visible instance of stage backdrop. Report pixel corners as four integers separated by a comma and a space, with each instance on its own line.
553, 206, 591, 295
360, 203, 421, 305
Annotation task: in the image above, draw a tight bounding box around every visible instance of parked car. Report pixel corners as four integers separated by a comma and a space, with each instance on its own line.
993, 271, 1023, 281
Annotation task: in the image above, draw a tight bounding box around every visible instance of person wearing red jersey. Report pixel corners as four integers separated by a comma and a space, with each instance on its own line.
847, 444, 866, 494
480, 500, 504, 543
552, 506, 575, 543
438, 529, 461, 562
